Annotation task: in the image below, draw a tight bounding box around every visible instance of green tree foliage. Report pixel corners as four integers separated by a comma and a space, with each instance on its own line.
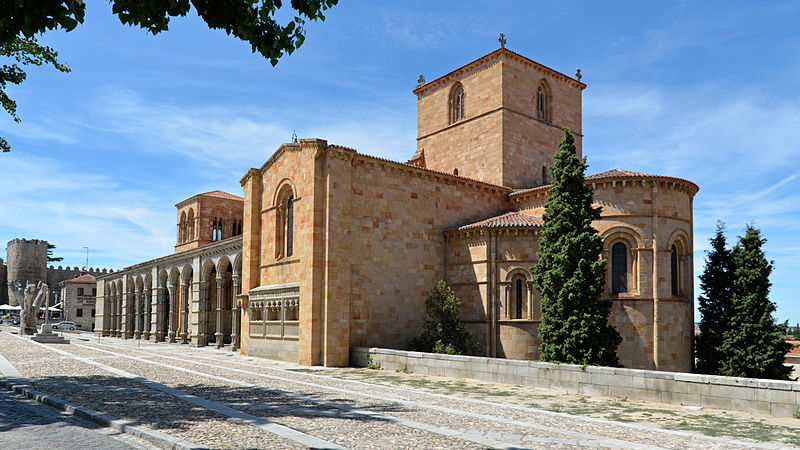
46, 243, 63, 263
719, 224, 792, 380
409, 280, 478, 355
0, 0, 339, 151
695, 221, 733, 374
0, 36, 70, 152
532, 128, 621, 367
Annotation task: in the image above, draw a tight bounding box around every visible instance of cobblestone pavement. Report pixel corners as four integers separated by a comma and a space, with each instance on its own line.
0, 326, 798, 449
0, 381, 157, 450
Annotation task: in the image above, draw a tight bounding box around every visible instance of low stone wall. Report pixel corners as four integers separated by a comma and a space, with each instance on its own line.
351, 347, 800, 418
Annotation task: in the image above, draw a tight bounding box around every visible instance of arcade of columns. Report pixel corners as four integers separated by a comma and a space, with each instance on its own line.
95, 238, 243, 350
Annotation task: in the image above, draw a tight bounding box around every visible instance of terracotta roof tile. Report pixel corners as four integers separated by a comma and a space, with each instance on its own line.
199, 190, 243, 201
64, 273, 96, 283
787, 340, 800, 355
510, 168, 699, 198
451, 211, 543, 231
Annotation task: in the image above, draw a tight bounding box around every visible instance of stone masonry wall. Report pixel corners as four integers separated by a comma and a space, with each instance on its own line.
353, 347, 800, 418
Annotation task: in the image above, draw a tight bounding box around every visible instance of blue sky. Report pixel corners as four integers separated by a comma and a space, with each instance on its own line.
2, 1, 799, 323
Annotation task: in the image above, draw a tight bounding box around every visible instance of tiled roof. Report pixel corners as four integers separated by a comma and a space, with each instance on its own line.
787, 340, 800, 355
451, 211, 543, 231
585, 169, 698, 187
199, 190, 243, 201
64, 273, 96, 284
585, 169, 650, 180
511, 168, 699, 198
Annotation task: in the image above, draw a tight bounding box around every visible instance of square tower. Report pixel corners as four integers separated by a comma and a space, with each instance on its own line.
412, 48, 585, 188
175, 190, 244, 253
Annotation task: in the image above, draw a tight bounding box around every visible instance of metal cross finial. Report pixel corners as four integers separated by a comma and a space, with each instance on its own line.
498, 33, 507, 49
575, 68, 582, 81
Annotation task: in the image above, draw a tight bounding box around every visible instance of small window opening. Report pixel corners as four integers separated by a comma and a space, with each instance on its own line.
671, 244, 679, 296
286, 196, 294, 257
611, 242, 628, 294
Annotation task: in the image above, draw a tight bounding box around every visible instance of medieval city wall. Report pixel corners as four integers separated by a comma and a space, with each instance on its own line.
6, 239, 48, 303
0, 259, 7, 305
352, 347, 800, 418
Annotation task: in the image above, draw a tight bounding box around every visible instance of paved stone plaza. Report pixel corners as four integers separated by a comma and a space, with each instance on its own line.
0, 326, 797, 449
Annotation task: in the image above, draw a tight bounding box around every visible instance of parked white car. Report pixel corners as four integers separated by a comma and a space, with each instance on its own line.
52, 321, 76, 331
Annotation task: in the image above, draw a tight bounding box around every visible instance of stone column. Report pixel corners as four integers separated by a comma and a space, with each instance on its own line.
114, 292, 120, 337
504, 285, 511, 319
122, 289, 130, 339
155, 286, 165, 341
143, 288, 152, 340
526, 282, 533, 320
181, 282, 190, 344
215, 276, 225, 349
117, 292, 123, 338
134, 286, 142, 339
231, 275, 241, 351
197, 281, 209, 347
167, 283, 177, 343
103, 294, 110, 336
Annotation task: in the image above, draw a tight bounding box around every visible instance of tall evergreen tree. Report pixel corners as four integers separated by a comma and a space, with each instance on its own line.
532, 128, 621, 366
695, 221, 732, 374
719, 224, 792, 380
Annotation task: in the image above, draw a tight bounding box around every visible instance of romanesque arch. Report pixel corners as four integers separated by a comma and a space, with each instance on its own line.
666, 228, 691, 298
503, 268, 534, 320
273, 181, 296, 260
601, 226, 644, 296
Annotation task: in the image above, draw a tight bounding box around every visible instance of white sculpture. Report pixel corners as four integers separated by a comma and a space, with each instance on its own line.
8, 280, 24, 307
20, 281, 47, 335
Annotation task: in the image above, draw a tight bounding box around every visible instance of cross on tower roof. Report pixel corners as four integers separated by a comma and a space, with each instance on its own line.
498, 33, 506, 49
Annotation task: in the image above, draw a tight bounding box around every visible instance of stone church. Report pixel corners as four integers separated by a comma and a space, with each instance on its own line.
97, 47, 697, 372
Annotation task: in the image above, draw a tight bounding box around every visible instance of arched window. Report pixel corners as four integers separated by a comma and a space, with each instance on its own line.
536, 80, 551, 122
286, 195, 294, 257
449, 83, 466, 124
179, 212, 187, 243
515, 278, 524, 319
187, 209, 195, 242
611, 242, 627, 294
671, 245, 679, 296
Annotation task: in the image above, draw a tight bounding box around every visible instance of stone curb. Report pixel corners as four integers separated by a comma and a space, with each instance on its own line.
0, 376, 204, 450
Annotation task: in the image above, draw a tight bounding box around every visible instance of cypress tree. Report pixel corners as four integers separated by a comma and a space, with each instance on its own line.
695, 221, 733, 374
532, 128, 621, 366
719, 224, 792, 380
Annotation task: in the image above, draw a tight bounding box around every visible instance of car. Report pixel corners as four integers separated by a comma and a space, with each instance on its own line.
11, 316, 20, 326
52, 321, 76, 331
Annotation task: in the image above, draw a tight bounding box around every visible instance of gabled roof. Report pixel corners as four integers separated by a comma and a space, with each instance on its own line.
63, 273, 96, 284
450, 211, 543, 231
198, 190, 243, 201
176, 190, 243, 207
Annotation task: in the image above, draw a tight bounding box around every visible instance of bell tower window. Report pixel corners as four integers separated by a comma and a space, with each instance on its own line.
536, 80, 552, 123
449, 83, 466, 124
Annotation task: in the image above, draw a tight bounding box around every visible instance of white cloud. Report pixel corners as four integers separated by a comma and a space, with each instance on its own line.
0, 154, 174, 269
